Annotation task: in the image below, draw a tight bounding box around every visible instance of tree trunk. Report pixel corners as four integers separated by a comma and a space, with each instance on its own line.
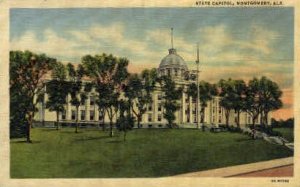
264, 111, 269, 127
31, 111, 35, 129
236, 111, 240, 128
98, 109, 105, 131
75, 107, 79, 133
109, 120, 113, 137
252, 116, 255, 129
26, 112, 33, 143
200, 107, 205, 123
137, 115, 142, 128
260, 111, 264, 126
56, 111, 59, 130
225, 109, 230, 128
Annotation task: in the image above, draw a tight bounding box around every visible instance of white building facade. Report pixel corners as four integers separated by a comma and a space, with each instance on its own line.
34, 47, 271, 128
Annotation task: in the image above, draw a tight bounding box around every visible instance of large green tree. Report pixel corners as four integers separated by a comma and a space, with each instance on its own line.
219, 79, 247, 128
46, 62, 68, 130
159, 76, 183, 128
231, 80, 247, 128
10, 50, 55, 142
67, 63, 92, 133
124, 69, 157, 128
199, 81, 218, 124
245, 78, 261, 127
218, 79, 235, 128
82, 53, 129, 137
254, 76, 282, 127
116, 99, 134, 142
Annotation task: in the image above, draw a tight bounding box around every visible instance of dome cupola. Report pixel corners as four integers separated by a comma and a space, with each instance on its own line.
157, 28, 188, 79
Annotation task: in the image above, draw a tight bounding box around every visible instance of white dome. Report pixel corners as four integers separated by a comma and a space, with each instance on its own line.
158, 48, 188, 71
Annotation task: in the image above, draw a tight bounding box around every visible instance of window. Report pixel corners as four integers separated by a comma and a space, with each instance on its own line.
90, 110, 95, 121
175, 69, 178, 76
90, 96, 95, 106
71, 110, 76, 120
158, 104, 162, 112
187, 116, 190, 123
148, 104, 152, 111
167, 69, 171, 76
185, 97, 189, 103
158, 114, 162, 122
81, 110, 85, 121
158, 94, 162, 100
61, 110, 66, 120
194, 115, 197, 123
219, 116, 222, 123
148, 114, 152, 122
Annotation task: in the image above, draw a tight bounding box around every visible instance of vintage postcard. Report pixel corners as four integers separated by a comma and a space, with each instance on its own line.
0, 0, 299, 187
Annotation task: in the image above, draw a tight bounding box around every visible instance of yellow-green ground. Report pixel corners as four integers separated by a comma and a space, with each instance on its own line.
10, 128, 293, 178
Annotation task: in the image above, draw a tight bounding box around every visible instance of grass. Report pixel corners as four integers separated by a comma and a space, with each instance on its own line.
273, 128, 294, 142
10, 128, 293, 178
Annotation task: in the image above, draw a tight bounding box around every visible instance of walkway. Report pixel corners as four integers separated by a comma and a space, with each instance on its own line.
174, 157, 293, 177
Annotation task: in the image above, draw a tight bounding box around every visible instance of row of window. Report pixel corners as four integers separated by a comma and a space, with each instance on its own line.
148, 103, 162, 111
61, 110, 103, 121
160, 68, 185, 77
147, 114, 162, 122
68, 96, 96, 106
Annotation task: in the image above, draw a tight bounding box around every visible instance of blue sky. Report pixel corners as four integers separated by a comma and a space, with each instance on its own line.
10, 8, 294, 118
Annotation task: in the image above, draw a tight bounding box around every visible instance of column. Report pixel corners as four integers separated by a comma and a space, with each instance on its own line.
152, 92, 156, 123
189, 96, 192, 124
85, 95, 90, 121
95, 103, 99, 123
66, 94, 71, 120
181, 91, 186, 123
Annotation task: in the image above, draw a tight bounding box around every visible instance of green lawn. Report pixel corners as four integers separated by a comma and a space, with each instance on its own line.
10, 128, 293, 178
273, 128, 294, 142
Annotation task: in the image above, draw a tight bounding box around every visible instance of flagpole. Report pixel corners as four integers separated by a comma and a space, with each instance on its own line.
196, 43, 200, 129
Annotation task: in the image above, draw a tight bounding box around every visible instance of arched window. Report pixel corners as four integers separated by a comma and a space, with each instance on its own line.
167, 69, 171, 76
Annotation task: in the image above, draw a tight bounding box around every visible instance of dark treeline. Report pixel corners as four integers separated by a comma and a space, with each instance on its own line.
271, 118, 294, 128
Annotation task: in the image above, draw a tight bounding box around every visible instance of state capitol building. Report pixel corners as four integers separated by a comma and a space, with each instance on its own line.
34, 35, 270, 129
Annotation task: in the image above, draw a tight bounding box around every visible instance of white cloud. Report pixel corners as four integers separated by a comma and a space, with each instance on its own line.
11, 23, 281, 70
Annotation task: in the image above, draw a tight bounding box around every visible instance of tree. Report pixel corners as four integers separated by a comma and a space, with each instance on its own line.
124, 69, 157, 128
46, 62, 68, 130
218, 79, 247, 128
67, 63, 92, 133
10, 50, 55, 142
82, 53, 129, 137
245, 78, 261, 128
257, 76, 283, 127
231, 80, 247, 128
159, 76, 183, 128
199, 81, 218, 124
116, 99, 134, 142
218, 79, 235, 128
245, 77, 282, 128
